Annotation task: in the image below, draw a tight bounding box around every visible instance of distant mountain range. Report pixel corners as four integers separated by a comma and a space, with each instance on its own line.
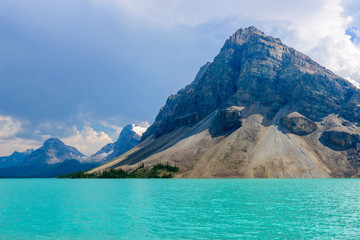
0, 149, 33, 169
0, 124, 148, 177
89, 26, 360, 178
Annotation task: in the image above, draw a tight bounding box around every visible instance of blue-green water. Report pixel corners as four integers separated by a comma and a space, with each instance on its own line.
0, 179, 359, 239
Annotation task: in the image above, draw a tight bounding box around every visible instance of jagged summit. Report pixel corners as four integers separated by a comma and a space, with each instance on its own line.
227, 26, 281, 45
142, 26, 357, 141
43, 138, 65, 147
0, 138, 90, 177
23, 138, 85, 165
90, 27, 360, 178
90, 123, 149, 163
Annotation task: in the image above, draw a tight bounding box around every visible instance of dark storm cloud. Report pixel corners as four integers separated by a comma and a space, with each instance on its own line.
0, 0, 224, 127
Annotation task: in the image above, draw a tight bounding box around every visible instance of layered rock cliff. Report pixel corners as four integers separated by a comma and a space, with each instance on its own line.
89, 26, 360, 178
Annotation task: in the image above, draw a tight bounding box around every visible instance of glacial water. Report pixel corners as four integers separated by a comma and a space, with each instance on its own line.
0, 179, 359, 239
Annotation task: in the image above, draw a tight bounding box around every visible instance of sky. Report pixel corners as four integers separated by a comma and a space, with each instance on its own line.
1, 0, 360, 156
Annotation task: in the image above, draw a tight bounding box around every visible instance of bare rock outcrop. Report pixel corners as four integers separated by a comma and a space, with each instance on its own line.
281, 115, 318, 136
219, 106, 243, 131
319, 131, 360, 151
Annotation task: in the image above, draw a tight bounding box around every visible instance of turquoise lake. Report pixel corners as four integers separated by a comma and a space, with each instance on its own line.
0, 179, 359, 239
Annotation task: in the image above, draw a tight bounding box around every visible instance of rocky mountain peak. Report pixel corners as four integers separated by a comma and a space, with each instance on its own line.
226, 26, 281, 46
90, 26, 360, 178
90, 123, 149, 163
0, 138, 90, 177
117, 124, 142, 142
43, 138, 65, 148
24, 138, 85, 165
142, 26, 359, 141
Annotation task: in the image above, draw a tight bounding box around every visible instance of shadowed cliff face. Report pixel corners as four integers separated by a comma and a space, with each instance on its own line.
91, 26, 360, 178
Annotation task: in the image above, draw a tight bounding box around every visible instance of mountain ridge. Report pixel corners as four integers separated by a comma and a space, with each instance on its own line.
142, 26, 359, 141
89, 26, 360, 178
0, 138, 92, 177
0, 149, 34, 169
0, 123, 148, 177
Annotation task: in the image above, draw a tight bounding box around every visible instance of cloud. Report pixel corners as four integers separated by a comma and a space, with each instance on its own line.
98, 120, 123, 141
62, 123, 113, 156
0, 117, 122, 156
94, 0, 322, 28
345, 76, 360, 88
0, 138, 40, 156
1, 0, 360, 156
0, 112, 126, 156
92, 0, 360, 87
286, 0, 360, 89
0, 115, 22, 138
0, 115, 54, 155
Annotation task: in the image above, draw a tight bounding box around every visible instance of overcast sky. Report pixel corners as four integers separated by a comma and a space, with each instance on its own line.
1, 0, 360, 156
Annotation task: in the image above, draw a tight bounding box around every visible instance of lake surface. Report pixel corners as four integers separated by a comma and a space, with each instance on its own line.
0, 179, 359, 239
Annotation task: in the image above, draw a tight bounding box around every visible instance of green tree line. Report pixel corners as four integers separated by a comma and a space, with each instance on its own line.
58, 163, 179, 179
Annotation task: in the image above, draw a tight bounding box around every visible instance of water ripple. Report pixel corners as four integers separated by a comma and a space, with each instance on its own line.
0, 179, 359, 239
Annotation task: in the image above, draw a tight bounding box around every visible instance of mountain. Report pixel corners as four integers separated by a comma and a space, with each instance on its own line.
90, 124, 148, 163
22, 138, 86, 166
89, 26, 360, 178
0, 138, 95, 177
0, 149, 34, 169
0, 124, 149, 177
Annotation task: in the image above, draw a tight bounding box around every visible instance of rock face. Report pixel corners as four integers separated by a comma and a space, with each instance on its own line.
281, 115, 317, 136
90, 26, 360, 178
0, 138, 95, 178
219, 106, 243, 132
142, 26, 359, 141
320, 131, 360, 151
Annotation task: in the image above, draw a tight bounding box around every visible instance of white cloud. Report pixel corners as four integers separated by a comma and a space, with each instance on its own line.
62, 123, 113, 156
0, 119, 119, 156
285, 0, 360, 88
0, 138, 40, 156
345, 76, 360, 88
98, 120, 123, 141
94, 0, 322, 28
0, 115, 22, 138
